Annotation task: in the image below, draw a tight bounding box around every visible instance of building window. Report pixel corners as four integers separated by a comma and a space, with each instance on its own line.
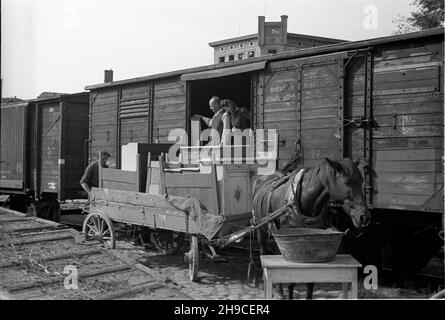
240, 44, 244, 48
221, 48, 224, 51
219, 56, 225, 63
268, 49, 277, 54
250, 42, 254, 45
228, 55, 235, 61
248, 51, 255, 58
238, 53, 245, 60
230, 45, 234, 49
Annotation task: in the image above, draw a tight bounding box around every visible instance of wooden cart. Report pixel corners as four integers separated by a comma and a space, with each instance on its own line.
82, 144, 284, 281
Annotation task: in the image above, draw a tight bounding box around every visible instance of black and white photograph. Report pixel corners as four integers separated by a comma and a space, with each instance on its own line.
0, 0, 444, 306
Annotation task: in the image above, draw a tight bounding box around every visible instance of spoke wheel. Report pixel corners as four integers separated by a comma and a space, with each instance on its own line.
82, 211, 115, 249
150, 229, 185, 255
188, 235, 199, 282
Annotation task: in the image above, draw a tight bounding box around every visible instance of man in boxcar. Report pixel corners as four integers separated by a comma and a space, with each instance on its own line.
80, 151, 111, 197
193, 96, 225, 145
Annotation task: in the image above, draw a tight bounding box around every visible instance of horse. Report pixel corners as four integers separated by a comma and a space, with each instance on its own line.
252, 153, 370, 299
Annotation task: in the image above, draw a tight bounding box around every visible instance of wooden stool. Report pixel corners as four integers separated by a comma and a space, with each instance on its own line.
260, 254, 361, 299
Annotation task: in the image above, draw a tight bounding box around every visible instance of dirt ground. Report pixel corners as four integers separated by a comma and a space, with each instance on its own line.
110, 236, 443, 300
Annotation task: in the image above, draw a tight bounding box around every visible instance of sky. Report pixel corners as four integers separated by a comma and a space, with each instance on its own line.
2, 0, 415, 99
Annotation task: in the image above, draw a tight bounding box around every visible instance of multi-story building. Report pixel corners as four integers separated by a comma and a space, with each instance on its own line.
209, 15, 346, 64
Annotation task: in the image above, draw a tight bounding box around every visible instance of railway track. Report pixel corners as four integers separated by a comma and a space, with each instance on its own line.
0, 207, 191, 300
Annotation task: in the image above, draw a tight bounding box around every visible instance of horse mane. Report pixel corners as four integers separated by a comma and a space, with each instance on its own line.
281, 146, 363, 188
303, 158, 363, 189
281, 144, 302, 174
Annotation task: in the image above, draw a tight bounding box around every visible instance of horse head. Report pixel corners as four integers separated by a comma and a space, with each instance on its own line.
324, 157, 370, 229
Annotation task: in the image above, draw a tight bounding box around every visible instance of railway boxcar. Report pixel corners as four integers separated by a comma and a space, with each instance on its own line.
0, 92, 90, 219
85, 29, 444, 277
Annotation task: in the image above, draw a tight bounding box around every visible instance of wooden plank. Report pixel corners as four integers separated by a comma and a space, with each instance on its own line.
92, 96, 118, 106
263, 101, 297, 113
0, 180, 23, 189
374, 149, 443, 161
153, 87, 185, 98
264, 92, 296, 103
351, 100, 444, 117
301, 108, 338, 120
263, 110, 297, 122
92, 188, 169, 208
302, 66, 337, 80
92, 203, 200, 234
372, 136, 443, 150
374, 66, 439, 84
373, 125, 442, 138
101, 181, 136, 191
153, 96, 186, 107
375, 160, 442, 173
264, 80, 296, 94
300, 117, 338, 129
372, 92, 443, 105
374, 54, 434, 68
154, 80, 183, 91
303, 76, 338, 89
374, 86, 437, 96
375, 172, 443, 184
374, 60, 441, 73
302, 87, 338, 99
375, 181, 441, 196
374, 78, 438, 92
121, 84, 150, 100
301, 97, 338, 109
373, 193, 434, 210
374, 113, 443, 127
164, 173, 213, 188
373, 45, 439, 61
152, 103, 186, 114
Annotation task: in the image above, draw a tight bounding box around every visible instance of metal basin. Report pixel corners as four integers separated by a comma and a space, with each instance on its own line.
272, 228, 344, 263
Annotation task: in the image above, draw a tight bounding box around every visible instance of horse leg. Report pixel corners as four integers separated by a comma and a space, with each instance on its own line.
257, 229, 268, 255
287, 283, 295, 300
306, 283, 314, 300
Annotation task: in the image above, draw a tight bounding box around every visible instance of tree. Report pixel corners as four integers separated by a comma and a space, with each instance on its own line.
393, 0, 444, 35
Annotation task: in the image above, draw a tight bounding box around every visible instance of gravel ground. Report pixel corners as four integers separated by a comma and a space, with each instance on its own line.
110, 237, 442, 300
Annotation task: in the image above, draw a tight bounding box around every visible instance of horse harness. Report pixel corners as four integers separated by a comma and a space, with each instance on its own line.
253, 167, 331, 231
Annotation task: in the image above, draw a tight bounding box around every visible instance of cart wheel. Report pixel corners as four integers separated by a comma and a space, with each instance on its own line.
82, 211, 116, 249
189, 235, 199, 282
150, 229, 185, 255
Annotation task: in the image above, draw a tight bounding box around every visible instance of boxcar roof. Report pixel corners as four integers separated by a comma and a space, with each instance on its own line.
0, 92, 89, 108
85, 28, 444, 91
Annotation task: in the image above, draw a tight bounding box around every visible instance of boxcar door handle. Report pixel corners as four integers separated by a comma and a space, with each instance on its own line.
392, 114, 397, 129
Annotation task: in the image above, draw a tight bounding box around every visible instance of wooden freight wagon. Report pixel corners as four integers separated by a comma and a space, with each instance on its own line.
0, 93, 90, 220
85, 28, 444, 276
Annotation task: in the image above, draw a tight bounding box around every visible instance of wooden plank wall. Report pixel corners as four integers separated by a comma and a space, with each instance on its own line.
370, 40, 443, 212
299, 62, 342, 168
0, 104, 26, 189
90, 78, 185, 167
259, 65, 299, 170
263, 55, 343, 169
90, 88, 119, 166
152, 78, 186, 142
119, 83, 153, 147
